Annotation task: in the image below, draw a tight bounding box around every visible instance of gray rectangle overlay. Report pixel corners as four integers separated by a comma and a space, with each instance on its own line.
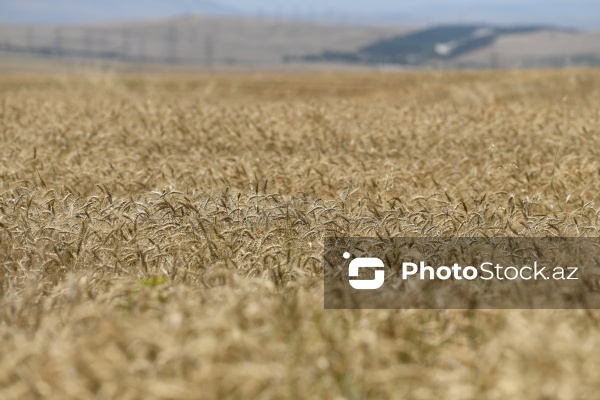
324, 237, 600, 309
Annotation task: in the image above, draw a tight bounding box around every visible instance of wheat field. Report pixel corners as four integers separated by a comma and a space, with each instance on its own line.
1, 69, 600, 399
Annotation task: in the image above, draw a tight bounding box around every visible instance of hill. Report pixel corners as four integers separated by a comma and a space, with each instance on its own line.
449, 29, 600, 68
1, 17, 600, 70
0, 15, 409, 70
299, 24, 592, 67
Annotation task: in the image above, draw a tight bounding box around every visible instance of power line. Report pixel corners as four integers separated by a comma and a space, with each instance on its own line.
54, 27, 63, 57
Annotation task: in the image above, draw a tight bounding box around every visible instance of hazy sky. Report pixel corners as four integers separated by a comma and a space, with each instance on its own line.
1, 0, 599, 28
222, 0, 594, 14
231, 0, 599, 28
225, 0, 498, 12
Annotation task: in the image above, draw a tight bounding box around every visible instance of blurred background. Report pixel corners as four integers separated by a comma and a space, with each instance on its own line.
0, 0, 599, 72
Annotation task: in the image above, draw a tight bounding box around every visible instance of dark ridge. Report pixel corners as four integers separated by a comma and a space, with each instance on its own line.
298, 24, 566, 66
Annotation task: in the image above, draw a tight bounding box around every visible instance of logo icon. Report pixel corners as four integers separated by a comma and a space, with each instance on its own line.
345, 252, 385, 290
